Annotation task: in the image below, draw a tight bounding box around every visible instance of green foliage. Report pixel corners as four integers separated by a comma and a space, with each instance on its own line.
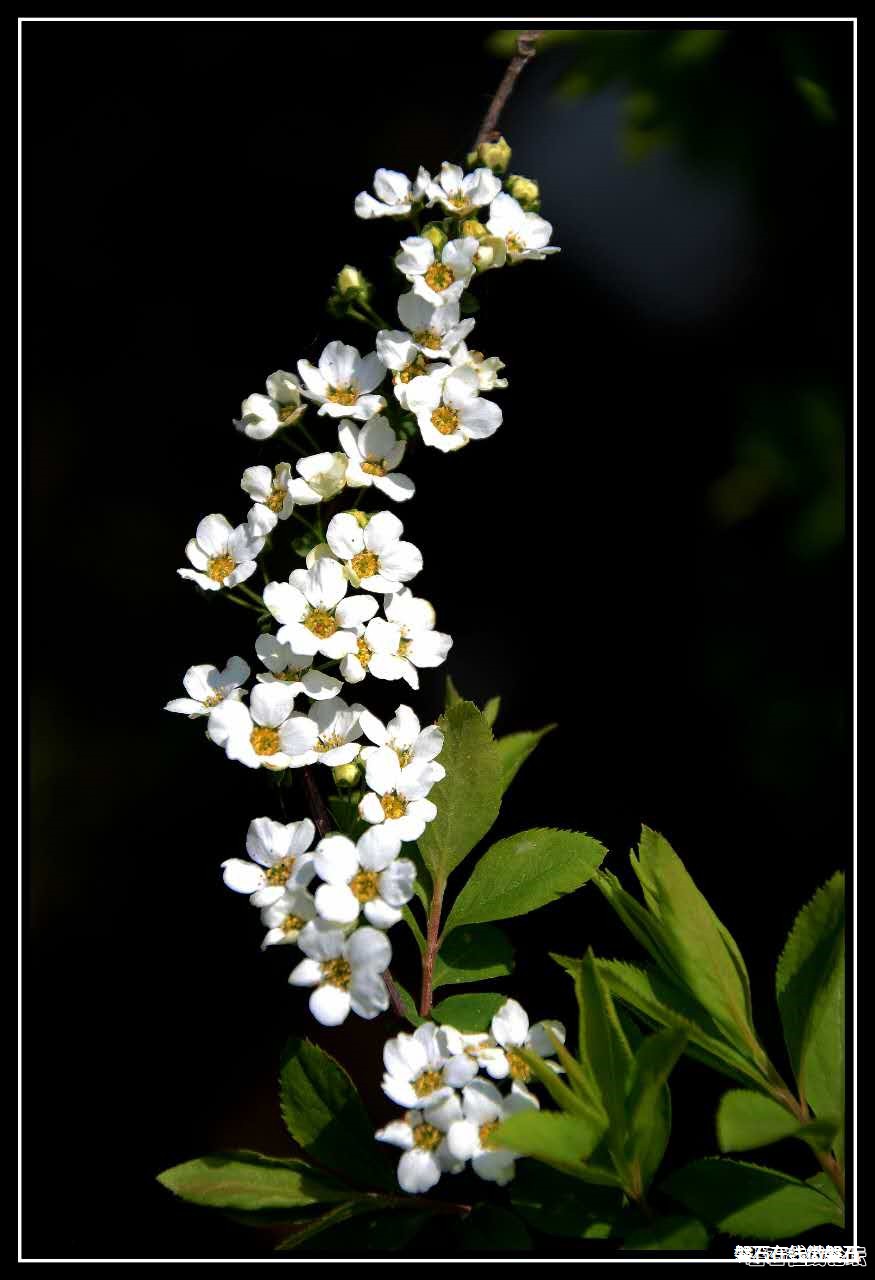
662, 1158, 843, 1238
276, 1202, 371, 1252
510, 1162, 623, 1238
431, 991, 505, 1032
157, 1152, 350, 1212
776, 873, 845, 1157
417, 701, 503, 884
494, 1110, 608, 1176
432, 923, 514, 989
394, 980, 425, 1027
495, 724, 556, 793
624, 1025, 686, 1189
482, 695, 501, 728
444, 828, 606, 933
279, 1037, 396, 1191
622, 1215, 711, 1250
716, 1090, 838, 1155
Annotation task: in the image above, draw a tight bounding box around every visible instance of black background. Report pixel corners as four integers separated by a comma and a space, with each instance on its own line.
24, 19, 853, 1260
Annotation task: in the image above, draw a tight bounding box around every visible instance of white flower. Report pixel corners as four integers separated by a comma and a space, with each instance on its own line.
395, 236, 478, 308
467, 998, 566, 1082
287, 452, 349, 505
358, 705, 445, 788
237, 370, 305, 440
338, 417, 414, 502
297, 341, 386, 420
354, 166, 430, 220
373, 330, 433, 409
486, 192, 560, 263
406, 366, 502, 452
289, 919, 391, 1026
165, 656, 250, 718
350, 590, 453, 689
375, 1093, 464, 1194
427, 162, 502, 216
449, 342, 508, 391
358, 746, 438, 843
396, 292, 476, 359
178, 514, 264, 591
254, 633, 342, 701
326, 510, 422, 594
312, 829, 415, 929
381, 1022, 477, 1109
242, 463, 295, 536
446, 1079, 539, 1185
260, 885, 318, 949
207, 683, 318, 771
287, 695, 365, 768
263, 557, 378, 659
221, 817, 317, 907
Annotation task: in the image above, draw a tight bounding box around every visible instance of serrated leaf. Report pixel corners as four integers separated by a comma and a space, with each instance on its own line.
517, 1045, 608, 1128
624, 1026, 687, 1189
417, 701, 502, 883
431, 991, 505, 1033
510, 1161, 623, 1238
493, 1111, 608, 1177
279, 1038, 395, 1191
156, 1151, 350, 1211
776, 872, 844, 1145
482, 696, 501, 728
662, 1158, 843, 1238
575, 950, 634, 1175
622, 1215, 711, 1250
495, 725, 555, 793
444, 828, 606, 933
716, 1089, 838, 1155
432, 923, 514, 990
393, 980, 425, 1027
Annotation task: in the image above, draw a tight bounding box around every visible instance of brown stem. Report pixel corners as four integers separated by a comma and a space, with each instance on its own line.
419, 878, 445, 1017
474, 29, 544, 150
769, 1084, 845, 1203
302, 765, 333, 838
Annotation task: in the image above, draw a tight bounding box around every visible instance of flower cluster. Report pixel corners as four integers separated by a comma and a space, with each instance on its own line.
376, 999, 565, 1193
166, 151, 558, 1030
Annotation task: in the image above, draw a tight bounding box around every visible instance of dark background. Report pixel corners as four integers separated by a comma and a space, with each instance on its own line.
24, 19, 853, 1260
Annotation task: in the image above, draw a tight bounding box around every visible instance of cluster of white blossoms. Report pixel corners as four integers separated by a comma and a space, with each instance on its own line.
166, 152, 558, 1031
376, 999, 566, 1193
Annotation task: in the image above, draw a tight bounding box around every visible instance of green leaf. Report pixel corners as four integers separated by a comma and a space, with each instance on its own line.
622, 1215, 711, 1250
716, 1089, 839, 1155
624, 1026, 687, 1188
432, 991, 505, 1033
280, 1205, 430, 1255
432, 923, 514, 990
394, 981, 425, 1027
495, 724, 556, 793
493, 1111, 609, 1177
518, 1045, 608, 1128
776, 873, 844, 1148
401, 905, 426, 954
417, 701, 503, 883
276, 1201, 369, 1251
510, 1161, 623, 1238
662, 1158, 843, 1238
279, 1038, 395, 1191
806, 1172, 844, 1215
157, 1152, 350, 1211
575, 950, 634, 1174
444, 674, 462, 707
458, 1205, 532, 1251
482, 695, 501, 728
444, 828, 606, 933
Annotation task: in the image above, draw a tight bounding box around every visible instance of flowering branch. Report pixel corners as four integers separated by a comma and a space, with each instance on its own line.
474, 28, 544, 150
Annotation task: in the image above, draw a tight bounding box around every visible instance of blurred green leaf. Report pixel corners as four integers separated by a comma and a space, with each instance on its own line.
622, 1215, 711, 1250
431, 991, 505, 1033
716, 1089, 838, 1155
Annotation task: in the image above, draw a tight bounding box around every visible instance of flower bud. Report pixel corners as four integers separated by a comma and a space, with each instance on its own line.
467, 135, 512, 174
333, 762, 361, 787
506, 175, 540, 210
474, 235, 507, 273
421, 222, 448, 253
460, 218, 488, 240
336, 264, 371, 298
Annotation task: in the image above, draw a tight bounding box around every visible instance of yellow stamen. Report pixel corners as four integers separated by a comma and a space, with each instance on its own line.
250, 726, 280, 756
275, 668, 306, 683
349, 870, 380, 903
321, 957, 352, 989
505, 1048, 532, 1083
356, 637, 373, 669
265, 857, 295, 886
413, 330, 442, 351
327, 386, 358, 405
506, 234, 525, 256
266, 489, 286, 513
396, 354, 428, 384
281, 913, 305, 934
412, 1122, 442, 1152
381, 793, 407, 821
361, 459, 387, 477
203, 692, 225, 708
351, 550, 380, 580
424, 263, 455, 293
207, 554, 235, 583
479, 1120, 500, 1149
431, 406, 459, 436
413, 1069, 444, 1098
314, 733, 345, 754
395, 747, 413, 768
305, 609, 337, 638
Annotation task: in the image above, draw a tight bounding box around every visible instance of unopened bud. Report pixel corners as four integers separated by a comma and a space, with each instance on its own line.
333, 762, 361, 787
506, 175, 540, 210
336, 264, 370, 297
474, 235, 508, 273
460, 218, 488, 240
422, 222, 448, 253
468, 135, 512, 174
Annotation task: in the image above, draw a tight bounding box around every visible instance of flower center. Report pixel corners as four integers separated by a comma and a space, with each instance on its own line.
478, 1120, 500, 1149
314, 733, 345, 754
431, 406, 459, 436
275, 667, 306, 683
327, 385, 358, 405
505, 1048, 532, 1082
265, 856, 295, 886
381, 792, 407, 821
397, 637, 412, 658
414, 330, 442, 351
250, 726, 281, 756
203, 691, 225, 708
395, 746, 413, 768
278, 403, 301, 423
321, 957, 352, 989
207, 554, 235, 583
506, 233, 525, 255
266, 488, 286, 513
349, 870, 380, 902
448, 193, 469, 211
356, 637, 373, 668
396, 354, 428, 384
361, 459, 387, 476
281, 913, 305, 934
412, 1121, 442, 1152
412, 1069, 444, 1098
350, 550, 380, 580
424, 263, 455, 293
305, 608, 338, 638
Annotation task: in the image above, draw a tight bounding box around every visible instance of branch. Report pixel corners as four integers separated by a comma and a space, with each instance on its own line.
419, 878, 446, 1018
474, 29, 544, 150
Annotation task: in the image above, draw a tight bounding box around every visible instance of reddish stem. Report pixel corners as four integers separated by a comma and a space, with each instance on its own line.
419, 879, 445, 1018
474, 29, 544, 150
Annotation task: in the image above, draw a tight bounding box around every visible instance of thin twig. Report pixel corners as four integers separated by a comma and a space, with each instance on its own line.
474, 29, 544, 150
419, 878, 445, 1018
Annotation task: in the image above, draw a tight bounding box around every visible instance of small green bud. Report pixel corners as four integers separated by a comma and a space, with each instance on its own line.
470, 135, 512, 174
506, 175, 540, 210
422, 222, 448, 253
336, 264, 370, 298
333, 762, 361, 787
460, 218, 488, 240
